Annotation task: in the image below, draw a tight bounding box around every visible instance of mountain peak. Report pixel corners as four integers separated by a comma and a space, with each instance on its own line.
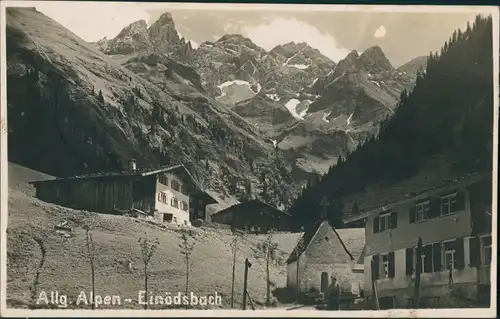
147, 12, 181, 49
115, 19, 148, 39
216, 34, 259, 50
217, 34, 247, 42
359, 45, 393, 72
346, 50, 359, 60
154, 12, 175, 26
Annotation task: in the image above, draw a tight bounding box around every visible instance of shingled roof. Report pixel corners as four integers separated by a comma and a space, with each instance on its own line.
211, 199, 292, 217
285, 219, 364, 264
29, 164, 218, 204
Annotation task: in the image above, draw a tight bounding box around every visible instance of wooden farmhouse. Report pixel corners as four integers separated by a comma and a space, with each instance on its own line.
210, 199, 294, 233
29, 160, 217, 226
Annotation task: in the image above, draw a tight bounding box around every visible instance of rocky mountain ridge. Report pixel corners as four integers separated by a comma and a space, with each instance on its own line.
95, 13, 426, 175
6, 8, 299, 214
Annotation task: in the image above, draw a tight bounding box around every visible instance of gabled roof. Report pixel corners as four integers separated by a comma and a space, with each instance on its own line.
29, 164, 218, 204
342, 160, 490, 224
285, 219, 363, 264
211, 199, 291, 217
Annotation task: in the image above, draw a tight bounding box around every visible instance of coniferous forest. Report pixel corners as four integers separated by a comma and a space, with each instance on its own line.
288, 15, 494, 230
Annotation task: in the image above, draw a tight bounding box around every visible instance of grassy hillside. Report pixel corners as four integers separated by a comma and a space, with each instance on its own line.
6, 163, 299, 310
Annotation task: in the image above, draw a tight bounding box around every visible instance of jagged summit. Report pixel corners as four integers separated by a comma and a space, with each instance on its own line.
359, 45, 393, 73
154, 12, 175, 25
346, 50, 359, 59
94, 11, 195, 59
115, 19, 148, 38
215, 34, 259, 49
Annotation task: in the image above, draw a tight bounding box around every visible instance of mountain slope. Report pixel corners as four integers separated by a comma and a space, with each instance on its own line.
288, 15, 494, 228
6, 7, 300, 211
304, 46, 423, 133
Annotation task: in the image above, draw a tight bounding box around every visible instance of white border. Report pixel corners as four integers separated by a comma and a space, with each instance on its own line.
0, 2, 498, 318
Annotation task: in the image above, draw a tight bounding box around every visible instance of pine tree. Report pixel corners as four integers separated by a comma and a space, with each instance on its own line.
287, 14, 493, 230
97, 90, 104, 103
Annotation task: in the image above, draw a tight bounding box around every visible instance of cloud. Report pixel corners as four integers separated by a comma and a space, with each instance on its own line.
35, 2, 152, 42
373, 25, 387, 39
242, 18, 349, 62
190, 40, 199, 49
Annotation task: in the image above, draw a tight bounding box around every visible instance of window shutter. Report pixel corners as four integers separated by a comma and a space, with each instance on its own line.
409, 205, 416, 223
423, 245, 434, 273
388, 252, 395, 278
469, 236, 481, 267
372, 255, 380, 280
453, 191, 466, 212
432, 242, 442, 272
429, 196, 441, 218
455, 238, 465, 270
373, 216, 380, 234
405, 248, 414, 275
390, 212, 398, 229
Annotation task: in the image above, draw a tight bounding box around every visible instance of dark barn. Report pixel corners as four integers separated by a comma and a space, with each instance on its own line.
29, 163, 217, 221
210, 199, 293, 233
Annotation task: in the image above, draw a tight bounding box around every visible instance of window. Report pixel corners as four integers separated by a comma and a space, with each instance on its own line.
422, 244, 437, 273
171, 179, 181, 192
181, 201, 189, 211
180, 184, 188, 195
379, 214, 390, 232
171, 197, 179, 208
415, 201, 430, 222
158, 174, 168, 185
373, 212, 398, 233
158, 192, 167, 204
443, 240, 456, 270
375, 252, 395, 279
481, 235, 492, 266
440, 193, 457, 216
381, 254, 390, 278
163, 213, 173, 222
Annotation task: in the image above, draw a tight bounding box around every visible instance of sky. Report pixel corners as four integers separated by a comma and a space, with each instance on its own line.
33, 2, 492, 66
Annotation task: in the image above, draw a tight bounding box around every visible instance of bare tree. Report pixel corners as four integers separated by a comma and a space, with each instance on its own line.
179, 229, 196, 309
138, 235, 160, 310
254, 229, 279, 306
230, 229, 244, 308
83, 226, 96, 309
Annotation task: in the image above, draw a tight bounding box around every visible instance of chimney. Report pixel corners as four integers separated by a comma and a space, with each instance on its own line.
129, 159, 137, 172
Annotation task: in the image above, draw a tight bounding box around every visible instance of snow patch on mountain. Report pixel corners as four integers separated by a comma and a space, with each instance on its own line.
266, 93, 280, 101
288, 64, 310, 70
254, 82, 262, 93
322, 111, 332, 123
346, 112, 354, 125
216, 80, 260, 104
219, 80, 252, 90
285, 99, 304, 120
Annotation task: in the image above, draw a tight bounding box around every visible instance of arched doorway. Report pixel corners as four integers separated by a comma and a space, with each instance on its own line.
320, 272, 329, 294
